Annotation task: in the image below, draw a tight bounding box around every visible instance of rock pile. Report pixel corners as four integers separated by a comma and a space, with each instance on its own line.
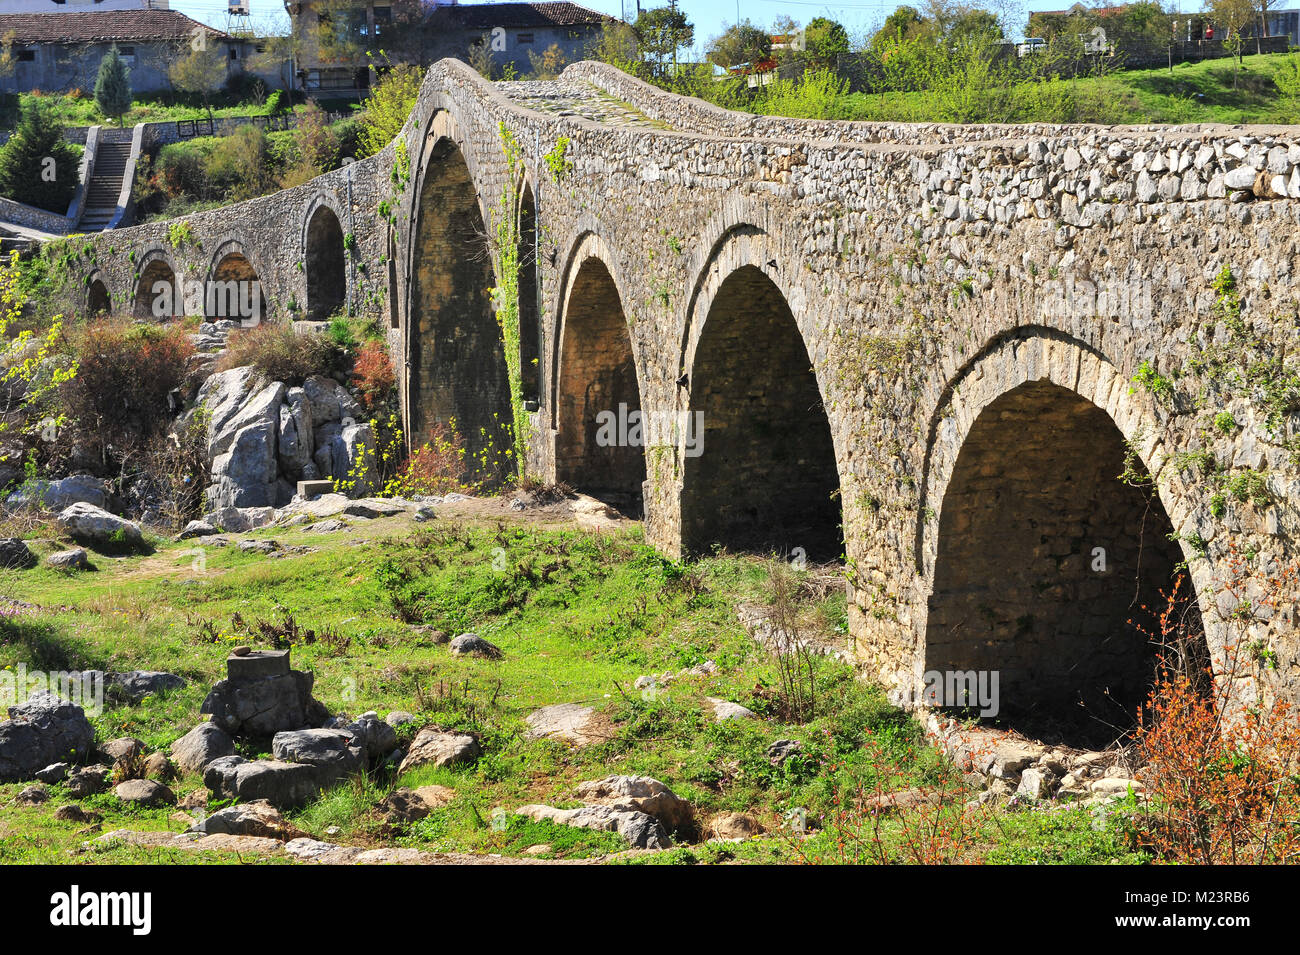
196, 367, 379, 511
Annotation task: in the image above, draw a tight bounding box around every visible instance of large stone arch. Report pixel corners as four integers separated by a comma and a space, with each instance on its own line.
206, 239, 269, 324
916, 327, 1213, 741
404, 108, 510, 483
679, 226, 842, 560
302, 195, 348, 321
132, 248, 178, 320
551, 230, 646, 512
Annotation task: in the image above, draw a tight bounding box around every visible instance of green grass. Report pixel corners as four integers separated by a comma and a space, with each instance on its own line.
745, 53, 1300, 125
3, 90, 327, 131
0, 511, 1144, 864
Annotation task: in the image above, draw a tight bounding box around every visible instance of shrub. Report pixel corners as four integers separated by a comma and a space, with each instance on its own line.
0, 99, 80, 213
216, 323, 340, 385
1132, 553, 1300, 864
357, 64, 423, 158
279, 101, 338, 188
352, 339, 395, 410
59, 319, 194, 472
209, 124, 277, 200
384, 422, 471, 497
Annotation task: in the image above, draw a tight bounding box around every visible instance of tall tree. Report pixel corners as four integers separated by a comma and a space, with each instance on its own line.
94, 44, 132, 128
0, 100, 80, 213
633, 4, 694, 78
804, 17, 850, 70
707, 21, 771, 71
168, 35, 227, 125
1211, 0, 1257, 84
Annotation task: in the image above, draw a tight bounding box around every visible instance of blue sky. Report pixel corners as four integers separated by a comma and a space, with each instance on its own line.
171, 0, 1210, 48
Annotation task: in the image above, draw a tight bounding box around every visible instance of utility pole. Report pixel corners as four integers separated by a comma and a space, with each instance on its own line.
671, 0, 679, 76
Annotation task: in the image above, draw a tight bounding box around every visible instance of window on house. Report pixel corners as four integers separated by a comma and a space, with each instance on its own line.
120, 46, 136, 64
229, 46, 238, 60
517, 33, 535, 45
17, 49, 36, 62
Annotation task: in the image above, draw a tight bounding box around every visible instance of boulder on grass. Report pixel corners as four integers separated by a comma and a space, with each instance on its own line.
0, 691, 96, 783
397, 727, 481, 773
203, 756, 322, 810
515, 803, 669, 850
114, 779, 176, 807
56, 503, 145, 551
574, 775, 693, 831
170, 722, 235, 775
0, 538, 37, 570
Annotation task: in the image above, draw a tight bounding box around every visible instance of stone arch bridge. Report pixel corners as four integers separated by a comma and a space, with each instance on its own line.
82, 59, 1300, 730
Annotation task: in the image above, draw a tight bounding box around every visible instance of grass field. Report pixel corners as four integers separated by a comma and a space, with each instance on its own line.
745, 52, 1300, 125
0, 506, 1145, 865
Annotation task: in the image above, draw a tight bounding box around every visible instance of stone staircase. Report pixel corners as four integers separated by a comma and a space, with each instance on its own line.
77, 139, 133, 232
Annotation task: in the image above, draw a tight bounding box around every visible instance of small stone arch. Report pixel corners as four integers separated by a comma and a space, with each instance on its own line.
205, 239, 269, 324
302, 196, 347, 321
916, 327, 1213, 741
86, 271, 110, 317
133, 248, 179, 320
551, 230, 645, 513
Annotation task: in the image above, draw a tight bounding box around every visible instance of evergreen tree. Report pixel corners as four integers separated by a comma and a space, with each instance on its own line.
94, 44, 132, 128
0, 100, 80, 213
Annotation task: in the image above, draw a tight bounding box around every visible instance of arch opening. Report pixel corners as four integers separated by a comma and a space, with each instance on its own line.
206, 252, 267, 323
134, 258, 176, 320
925, 379, 1207, 746
408, 136, 510, 484
682, 265, 842, 560
305, 204, 347, 321
518, 183, 540, 402
555, 257, 644, 514
87, 278, 110, 317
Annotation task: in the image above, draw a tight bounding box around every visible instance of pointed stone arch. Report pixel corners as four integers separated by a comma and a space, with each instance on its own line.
133, 248, 178, 320
206, 239, 268, 324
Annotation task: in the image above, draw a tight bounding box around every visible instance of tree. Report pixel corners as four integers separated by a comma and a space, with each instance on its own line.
588, 20, 640, 72
707, 21, 771, 71
804, 17, 850, 71
168, 36, 227, 125
1211, 0, 1256, 85
0, 31, 16, 95
357, 62, 422, 157
0, 100, 80, 213
872, 6, 929, 50
528, 43, 568, 80
633, 4, 694, 78
94, 44, 132, 128
947, 9, 1002, 45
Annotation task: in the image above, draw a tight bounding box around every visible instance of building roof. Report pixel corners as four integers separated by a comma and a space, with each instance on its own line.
0, 9, 233, 45
450, 2, 617, 31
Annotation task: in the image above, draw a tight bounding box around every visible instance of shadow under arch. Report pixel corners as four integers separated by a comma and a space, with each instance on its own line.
405, 118, 510, 484
553, 246, 645, 514
680, 263, 841, 560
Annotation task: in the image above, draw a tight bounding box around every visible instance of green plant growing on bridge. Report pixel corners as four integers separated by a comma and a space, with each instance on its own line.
543, 136, 572, 182
488, 123, 533, 480
1130, 360, 1175, 406
167, 221, 196, 249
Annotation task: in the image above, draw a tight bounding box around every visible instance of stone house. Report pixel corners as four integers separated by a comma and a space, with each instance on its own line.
0, 9, 263, 96
282, 0, 617, 92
